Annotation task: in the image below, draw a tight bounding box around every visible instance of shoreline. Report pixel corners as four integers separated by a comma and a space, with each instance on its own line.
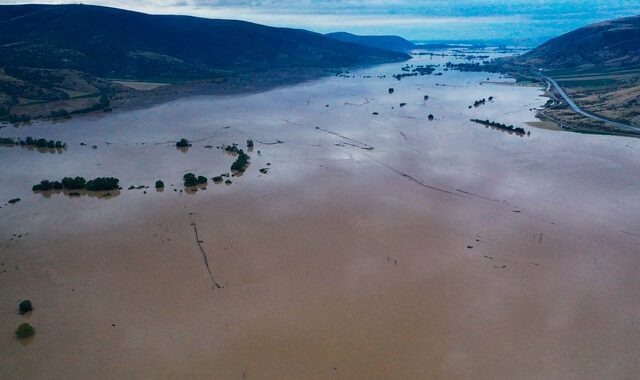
496, 66, 640, 137
1, 66, 361, 127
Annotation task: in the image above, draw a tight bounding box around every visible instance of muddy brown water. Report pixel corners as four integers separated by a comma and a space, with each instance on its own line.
1, 50, 640, 379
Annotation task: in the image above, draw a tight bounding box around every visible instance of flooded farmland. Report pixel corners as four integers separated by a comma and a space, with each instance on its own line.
2, 50, 640, 380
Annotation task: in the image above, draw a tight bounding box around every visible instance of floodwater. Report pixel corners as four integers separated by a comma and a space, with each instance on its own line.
1, 50, 640, 379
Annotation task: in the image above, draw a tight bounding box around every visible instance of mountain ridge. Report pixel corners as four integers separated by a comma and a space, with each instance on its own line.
510, 14, 640, 69
326, 32, 416, 53
0, 4, 409, 120
0, 4, 409, 79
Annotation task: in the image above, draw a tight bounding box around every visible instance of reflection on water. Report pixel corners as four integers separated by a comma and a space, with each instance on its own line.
32, 189, 122, 199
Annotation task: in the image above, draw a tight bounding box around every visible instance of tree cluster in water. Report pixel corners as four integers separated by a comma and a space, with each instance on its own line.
470, 119, 527, 135
445, 62, 502, 73
0, 136, 66, 149
224, 144, 251, 172
176, 138, 191, 148
33, 176, 120, 191
470, 97, 493, 108
393, 64, 436, 80
183, 173, 208, 187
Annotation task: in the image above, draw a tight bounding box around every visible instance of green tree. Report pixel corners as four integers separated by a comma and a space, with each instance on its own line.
15, 323, 35, 339
19, 300, 33, 315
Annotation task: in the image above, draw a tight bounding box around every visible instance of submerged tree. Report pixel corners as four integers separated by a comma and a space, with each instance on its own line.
85, 177, 120, 191
19, 300, 33, 315
15, 323, 35, 339
183, 173, 198, 187
62, 176, 86, 190
176, 138, 191, 148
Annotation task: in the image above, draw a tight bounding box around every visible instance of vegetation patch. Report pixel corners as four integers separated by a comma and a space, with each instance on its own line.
32, 180, 63, 191
223, 144, 251, 172
176, 138, 191, 148
33, 176, 121, 192
19, 300, 33, 315
15, 323, 35, 339
393, 64, 436, 80
471, 119, 528, 135
470, 97, 493, 108
50, 109, 71, 119
0, 136, 66, 149
85, 177, 120, 191
183, 173, 207, 187
445, 62, 502, 73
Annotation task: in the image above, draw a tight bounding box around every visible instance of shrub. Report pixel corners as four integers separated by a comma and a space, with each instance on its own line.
230, 150, 250, 172
19, 300, 33, 315
155, 180, 164, 189
85, 177, 120, 191
62, 176, 86, 190
50, 109, 71, 119
224, 144, 240, 154
246, 139, 254, 148
196, 176, 207, 184
176, 138, 191, 148
33, 180, 53, 191
0, 137, 16, 145
15, 323, 35, 339
183, 173, 197, 187
33, 180, 64, 191
212, 176, 223, 183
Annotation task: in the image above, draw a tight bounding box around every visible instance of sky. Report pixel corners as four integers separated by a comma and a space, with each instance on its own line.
3, 0, 640, 45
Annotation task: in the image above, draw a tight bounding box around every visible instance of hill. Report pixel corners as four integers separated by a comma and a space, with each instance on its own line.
326, 32, 415, 53
0, 4, 408, 120
511, 15, 640, 69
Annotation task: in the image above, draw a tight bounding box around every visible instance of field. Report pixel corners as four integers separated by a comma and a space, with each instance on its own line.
541, 65, 640, 130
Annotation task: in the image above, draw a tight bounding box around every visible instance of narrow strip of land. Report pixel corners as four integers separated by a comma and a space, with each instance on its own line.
190, 221, 223, 290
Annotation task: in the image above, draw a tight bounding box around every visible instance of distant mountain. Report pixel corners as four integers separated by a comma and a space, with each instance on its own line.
326, 32, 416, 53
511, 15, 640, 69
0, 4, 409, 120
0, 4, 408, 80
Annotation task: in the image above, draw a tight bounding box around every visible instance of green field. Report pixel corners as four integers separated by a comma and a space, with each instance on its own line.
546, 66, 640, 89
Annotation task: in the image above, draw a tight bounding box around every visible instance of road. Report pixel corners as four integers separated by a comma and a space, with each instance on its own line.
539, 73, 640, 133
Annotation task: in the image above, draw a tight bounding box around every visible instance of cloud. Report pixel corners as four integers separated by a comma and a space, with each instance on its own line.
1, 0, 640, 42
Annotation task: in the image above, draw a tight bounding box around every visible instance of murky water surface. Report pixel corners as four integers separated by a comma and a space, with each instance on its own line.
1, 50, 639, 379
